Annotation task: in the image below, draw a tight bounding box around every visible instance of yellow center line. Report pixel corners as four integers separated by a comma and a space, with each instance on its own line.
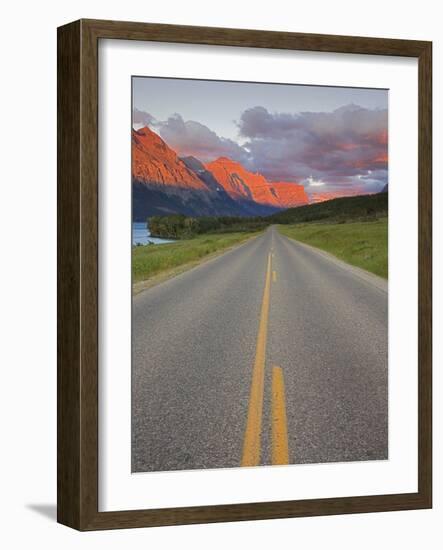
271, 366, 289, 465
272, 270, 277, 283
241, 251, 272, 466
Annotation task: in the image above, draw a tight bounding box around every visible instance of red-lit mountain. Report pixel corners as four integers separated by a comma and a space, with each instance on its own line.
133, 127, 239, 219
132, 126, 206, 190
132, 126, 308, 220
269, 182, 309, 208
205, 157, 282, 208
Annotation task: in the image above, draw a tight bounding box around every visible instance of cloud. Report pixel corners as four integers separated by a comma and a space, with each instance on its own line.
132, 108, 156, 128
132, 110, 250, 164
237, 104, 388, 192
304, 176, 325, 187
155, 114, 250, 164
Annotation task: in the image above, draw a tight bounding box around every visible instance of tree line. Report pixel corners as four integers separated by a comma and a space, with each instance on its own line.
148, 214, 267, 239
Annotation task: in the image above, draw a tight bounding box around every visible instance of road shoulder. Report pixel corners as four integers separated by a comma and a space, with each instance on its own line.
133, 234, 259, 296
281, 232, 388, 294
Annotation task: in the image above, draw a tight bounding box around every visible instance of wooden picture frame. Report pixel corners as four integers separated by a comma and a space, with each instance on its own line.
57, 18, 432, 530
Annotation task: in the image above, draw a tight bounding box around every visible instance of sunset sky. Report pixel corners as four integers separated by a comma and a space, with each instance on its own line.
132, 77, 388, 198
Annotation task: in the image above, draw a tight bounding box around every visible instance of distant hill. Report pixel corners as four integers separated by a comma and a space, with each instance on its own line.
148, 193, 389, 240
268, 192, 388, 225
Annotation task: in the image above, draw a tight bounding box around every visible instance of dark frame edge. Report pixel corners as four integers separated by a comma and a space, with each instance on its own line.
57, 18, 432, 531
83, 492, 430, 531
417, 41, 432, 509
57, 18, 100, 531
80, 18, 431, 56
57, 19, 82, 529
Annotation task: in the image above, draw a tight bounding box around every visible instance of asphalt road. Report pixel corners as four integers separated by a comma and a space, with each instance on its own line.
132, 226, 388, 472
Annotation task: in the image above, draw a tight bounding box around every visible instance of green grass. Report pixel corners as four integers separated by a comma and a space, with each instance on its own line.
278, 218, 388, 279
132, 231, 258, 283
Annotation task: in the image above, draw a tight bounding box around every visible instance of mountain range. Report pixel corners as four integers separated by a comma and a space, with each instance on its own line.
132, 126, 309, 220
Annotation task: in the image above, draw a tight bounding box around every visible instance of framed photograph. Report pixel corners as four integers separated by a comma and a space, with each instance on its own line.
57, 19, 432, 530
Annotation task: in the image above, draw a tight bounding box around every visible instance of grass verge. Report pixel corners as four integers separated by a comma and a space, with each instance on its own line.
277, 218, 388, 279
132, 231, 259, 292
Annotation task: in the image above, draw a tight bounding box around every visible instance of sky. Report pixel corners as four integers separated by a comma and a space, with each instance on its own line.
132, 76, 388, 196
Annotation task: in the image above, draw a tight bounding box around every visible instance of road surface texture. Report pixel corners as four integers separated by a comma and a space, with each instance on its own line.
132, 226, 388, 472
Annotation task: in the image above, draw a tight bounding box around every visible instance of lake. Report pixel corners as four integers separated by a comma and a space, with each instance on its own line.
133, 222, 175, 246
